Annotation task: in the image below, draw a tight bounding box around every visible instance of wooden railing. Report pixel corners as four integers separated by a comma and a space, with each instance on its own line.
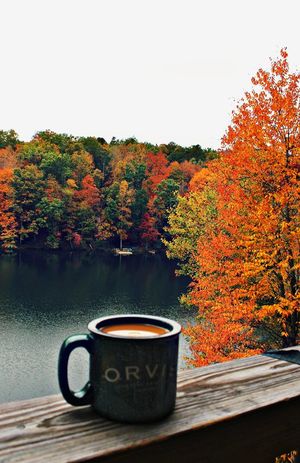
1, 347, 300, 463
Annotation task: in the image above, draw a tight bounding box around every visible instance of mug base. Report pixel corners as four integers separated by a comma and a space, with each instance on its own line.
91, 405, 175, 424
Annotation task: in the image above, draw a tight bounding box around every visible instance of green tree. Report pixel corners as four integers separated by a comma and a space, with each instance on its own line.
17, 139, 50, 165
12, 165, 45, 243
153, 178, 180, 231
123, 160, 148, 233
70, 150, 94, 182
0, 130, 19, 149
165, 185, 217, 278
124, 160, 146, 189
40, 150, 72, 184
38, 197, 64, 248
131, 188, 148, 229
34, 130, 76, 153
79, 136, 111, 178
105, 180, 133, 249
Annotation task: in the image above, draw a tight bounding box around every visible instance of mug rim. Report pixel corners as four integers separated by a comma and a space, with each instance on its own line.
88, 314, 181, 340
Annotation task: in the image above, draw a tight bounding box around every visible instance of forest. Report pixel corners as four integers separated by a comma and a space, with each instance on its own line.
0, 130, 216, 251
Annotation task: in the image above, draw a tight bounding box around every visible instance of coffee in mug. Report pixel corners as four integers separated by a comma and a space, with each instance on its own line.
58, 314, 181, 423
100, 323, 170, 337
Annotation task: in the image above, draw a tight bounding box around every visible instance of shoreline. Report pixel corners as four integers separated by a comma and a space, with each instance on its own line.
0, 244, 165, 257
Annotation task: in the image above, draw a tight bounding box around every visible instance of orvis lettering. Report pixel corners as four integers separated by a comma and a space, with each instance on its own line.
102, 364, 170, 383
125, 366, 140, 380
145, 364, 159, 378
103, 368, 121, 383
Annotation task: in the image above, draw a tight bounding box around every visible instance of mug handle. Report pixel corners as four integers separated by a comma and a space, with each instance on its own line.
58, 334, 93, 406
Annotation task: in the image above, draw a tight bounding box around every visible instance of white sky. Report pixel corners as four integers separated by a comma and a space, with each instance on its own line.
1, 0, 299, 149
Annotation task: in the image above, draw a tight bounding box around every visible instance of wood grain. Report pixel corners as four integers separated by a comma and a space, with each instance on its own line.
1, 349, 300, 462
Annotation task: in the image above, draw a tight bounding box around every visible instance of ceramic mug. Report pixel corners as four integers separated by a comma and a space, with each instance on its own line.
58, 314, 181, 423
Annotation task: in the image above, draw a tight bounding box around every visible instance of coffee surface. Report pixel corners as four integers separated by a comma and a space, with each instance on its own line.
100, 323, 169, 338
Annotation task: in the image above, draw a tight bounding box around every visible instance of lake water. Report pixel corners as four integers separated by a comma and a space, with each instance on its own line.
0, 251, 195, 404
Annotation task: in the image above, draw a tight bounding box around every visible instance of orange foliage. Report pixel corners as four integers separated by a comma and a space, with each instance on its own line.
0, 148, 17, 169
0, 168, 17, 251
183, 49, 300, 365
145, 151, 170, 196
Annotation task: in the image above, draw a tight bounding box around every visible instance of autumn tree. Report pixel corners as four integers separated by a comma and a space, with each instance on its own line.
105, 180, 134, 249
166, 49, 300, 366
0, 130, 19, 149
61, 178, 78, 247
139, 212, 159, 248
74, 175, 100, 208
12, 165, 45, 243
0, 168, 17, 251
140, 151, 170, 242
79, 136, 111, 179
161, 142, 218, 163
153, 178, 180, 232
40, 149, 72, 184
71, 150, 94, 182
165, 171, 217, 278
144, 151, 170, 194
34, 130, 76, 153
169, 160, 201, 193
72, 174, 102, 247
124, 160, 148, 234
109, 142, 147, 185
0, 148, 17, 169
38, 196, 64, 248
17, 139, 55, 165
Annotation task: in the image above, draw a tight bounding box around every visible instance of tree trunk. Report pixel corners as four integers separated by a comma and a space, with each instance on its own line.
19, 220, 23, 245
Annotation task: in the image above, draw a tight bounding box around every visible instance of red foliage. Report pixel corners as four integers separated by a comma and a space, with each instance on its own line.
74, 175, 100, 208
139, 213, 160, 243
72, 232, 82, 247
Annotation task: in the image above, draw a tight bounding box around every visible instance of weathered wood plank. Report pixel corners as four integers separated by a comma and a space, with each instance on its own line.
1, 349, 300, 463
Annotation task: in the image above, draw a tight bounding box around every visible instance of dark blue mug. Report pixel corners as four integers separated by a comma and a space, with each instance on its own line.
58, 314, 181, 423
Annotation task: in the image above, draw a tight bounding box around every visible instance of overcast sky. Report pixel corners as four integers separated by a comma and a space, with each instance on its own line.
1, 0, 299, 149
